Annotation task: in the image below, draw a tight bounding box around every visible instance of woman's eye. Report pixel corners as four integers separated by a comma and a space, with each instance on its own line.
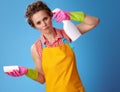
37, 21, 41, 25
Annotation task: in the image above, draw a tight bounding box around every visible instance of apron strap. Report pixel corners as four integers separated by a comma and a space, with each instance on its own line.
41, 41, 46, 48
41, 37, 74, 49
62, 37, 74, 49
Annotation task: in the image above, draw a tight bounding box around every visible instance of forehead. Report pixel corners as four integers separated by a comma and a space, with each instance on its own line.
31, 10, 49, 22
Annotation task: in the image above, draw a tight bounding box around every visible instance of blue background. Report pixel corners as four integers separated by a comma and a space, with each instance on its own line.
0, 0, 120, 92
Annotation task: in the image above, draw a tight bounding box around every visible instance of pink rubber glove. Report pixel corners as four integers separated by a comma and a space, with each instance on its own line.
53, 10, 70, 22
5, 66, 28, 77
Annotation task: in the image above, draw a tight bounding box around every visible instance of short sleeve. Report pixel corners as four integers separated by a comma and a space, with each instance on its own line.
34, 39, 42, 61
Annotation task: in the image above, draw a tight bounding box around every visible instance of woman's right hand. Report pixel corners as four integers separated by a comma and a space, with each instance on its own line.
5, 66, 28, 77
52, 8, 70, 22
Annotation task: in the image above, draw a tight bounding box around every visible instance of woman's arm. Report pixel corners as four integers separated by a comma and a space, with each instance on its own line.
76, 14, 100, 34
31, 44, 45, 84
53, 9, 100, 41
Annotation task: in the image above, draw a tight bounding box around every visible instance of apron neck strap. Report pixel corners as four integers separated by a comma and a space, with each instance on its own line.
41, 37, 73, 48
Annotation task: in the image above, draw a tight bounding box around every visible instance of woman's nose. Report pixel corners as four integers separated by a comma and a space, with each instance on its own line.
42, 21, 47, 27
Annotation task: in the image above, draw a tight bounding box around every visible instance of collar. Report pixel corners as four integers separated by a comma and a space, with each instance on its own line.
40, 28, 63, 44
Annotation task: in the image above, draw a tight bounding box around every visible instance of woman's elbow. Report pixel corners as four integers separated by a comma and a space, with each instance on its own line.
91, 17, 100, 29
35, 73, 45, 84
37, 78, 45, 84
40, 80, 45, 84
95, 17, 100, 26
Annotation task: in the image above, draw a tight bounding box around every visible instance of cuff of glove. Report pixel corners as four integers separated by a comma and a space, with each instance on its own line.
70, 11, 85, 22
25, 68, 38, 80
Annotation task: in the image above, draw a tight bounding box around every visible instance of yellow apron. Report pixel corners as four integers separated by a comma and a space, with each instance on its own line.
42, 38, 85, 92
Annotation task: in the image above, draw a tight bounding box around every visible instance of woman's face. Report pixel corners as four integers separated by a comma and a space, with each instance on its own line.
31, 10, 53, 34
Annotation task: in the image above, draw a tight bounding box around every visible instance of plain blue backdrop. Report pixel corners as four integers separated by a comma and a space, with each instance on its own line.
0, 0, 120, 92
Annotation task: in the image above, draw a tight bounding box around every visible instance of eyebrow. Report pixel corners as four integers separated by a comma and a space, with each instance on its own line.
43, 16, 48, 20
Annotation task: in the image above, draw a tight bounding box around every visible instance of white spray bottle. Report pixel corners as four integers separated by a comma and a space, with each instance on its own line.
53, 8, 81, 41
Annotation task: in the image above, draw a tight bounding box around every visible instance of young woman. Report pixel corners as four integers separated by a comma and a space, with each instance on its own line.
5, 1, 99, 92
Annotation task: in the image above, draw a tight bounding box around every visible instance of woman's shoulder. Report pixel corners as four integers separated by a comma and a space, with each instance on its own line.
30, 42, 42, 64
31, 39, 42, 57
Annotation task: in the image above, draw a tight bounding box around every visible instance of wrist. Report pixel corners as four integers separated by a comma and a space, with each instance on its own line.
70, 11, 85, 22
25, 68, 38, 80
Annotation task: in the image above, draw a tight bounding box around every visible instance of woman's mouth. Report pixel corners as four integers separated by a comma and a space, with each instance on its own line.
43, 26, 49, 30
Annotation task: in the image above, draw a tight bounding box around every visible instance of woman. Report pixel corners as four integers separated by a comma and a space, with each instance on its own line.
5, 1, 99, 92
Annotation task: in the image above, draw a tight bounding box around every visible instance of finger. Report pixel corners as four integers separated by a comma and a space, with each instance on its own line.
5, 72, 16, 77
13, 70, 20, 77
57, 15, 64, 22
53, 11, 61, 19
53, 13, 58, 19
57, 18, 62, 22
